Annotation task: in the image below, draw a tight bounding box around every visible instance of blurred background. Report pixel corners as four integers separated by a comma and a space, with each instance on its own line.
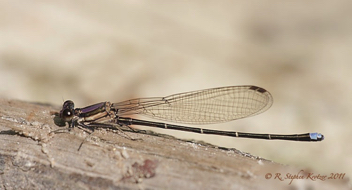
0, 0, 351, 178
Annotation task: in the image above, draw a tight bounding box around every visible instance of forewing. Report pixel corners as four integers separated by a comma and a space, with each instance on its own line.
112, 86, 273, 124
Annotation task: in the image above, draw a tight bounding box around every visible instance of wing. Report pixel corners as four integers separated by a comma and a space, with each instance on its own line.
112, 85, 273, 124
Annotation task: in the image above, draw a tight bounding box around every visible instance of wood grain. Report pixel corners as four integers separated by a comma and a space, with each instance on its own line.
0, 99, 348, 190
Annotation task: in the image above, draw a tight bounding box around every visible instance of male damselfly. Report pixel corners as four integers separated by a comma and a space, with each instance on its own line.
59, 86, 324, 141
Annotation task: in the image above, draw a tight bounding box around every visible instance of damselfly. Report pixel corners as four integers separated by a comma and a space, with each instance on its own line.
59, 86, 323, 141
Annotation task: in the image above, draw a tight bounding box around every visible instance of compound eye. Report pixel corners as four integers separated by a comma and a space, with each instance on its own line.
60, 108, 74, 122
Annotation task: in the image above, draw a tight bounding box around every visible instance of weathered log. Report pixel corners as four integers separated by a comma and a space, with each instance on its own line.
0, 99, 347, 190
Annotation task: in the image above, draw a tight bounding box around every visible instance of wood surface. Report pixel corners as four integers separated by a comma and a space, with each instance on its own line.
0, 99, 348, 190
